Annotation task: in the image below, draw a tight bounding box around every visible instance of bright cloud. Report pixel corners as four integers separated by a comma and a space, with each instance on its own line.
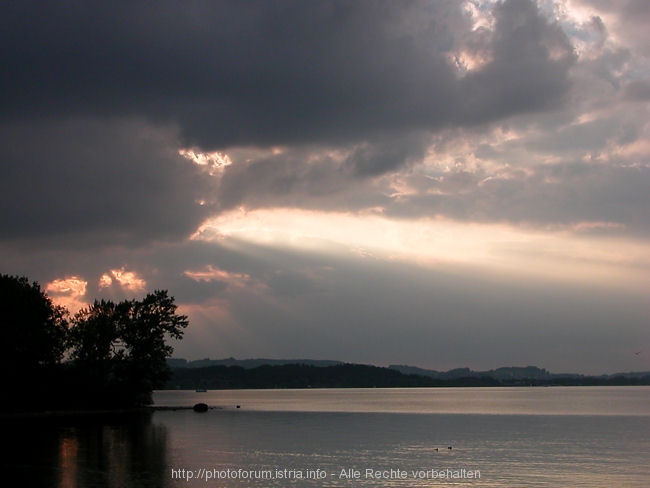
98, 268, 147, 292
45, 276, 88, 313
184, 265, 250, 287
184, 265, 268, 295
193, 207, 650, 287
178, 149, 232, 175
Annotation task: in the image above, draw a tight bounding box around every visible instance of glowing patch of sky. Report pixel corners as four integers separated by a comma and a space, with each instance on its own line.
183, 265, 266, 292
193, 208, 649, 288
178, 149, 232, 174
45, 276, 88, 313
98, 267, 146, 292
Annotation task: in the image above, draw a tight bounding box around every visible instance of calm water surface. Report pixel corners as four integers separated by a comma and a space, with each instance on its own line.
155, 386, 650, 415
4, 387, 649, 487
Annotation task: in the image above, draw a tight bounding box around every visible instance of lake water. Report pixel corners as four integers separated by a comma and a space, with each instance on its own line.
3, 387, 649, 487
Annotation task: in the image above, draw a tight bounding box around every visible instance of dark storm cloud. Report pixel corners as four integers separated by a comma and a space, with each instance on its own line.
0, 0, 580, 243
1, 0, 573, 150
458, 0, 575, 122
0, 118, 214, 244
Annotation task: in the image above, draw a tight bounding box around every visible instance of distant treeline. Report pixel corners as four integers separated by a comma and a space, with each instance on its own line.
168, 357, 343, 369
167, 363, 650, 389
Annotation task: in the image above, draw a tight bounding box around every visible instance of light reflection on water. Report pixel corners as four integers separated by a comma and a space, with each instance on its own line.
154, 386, 650, 416
2, 387, 649, 487
162, 410, 650, 487
4, 412, 169, 488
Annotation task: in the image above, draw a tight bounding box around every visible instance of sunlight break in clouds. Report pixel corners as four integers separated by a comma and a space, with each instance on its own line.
45, 276, 88, 313
98, 268, 146, 292
193, 207, 650, 287
178, 148, 232, 174
184, 265, 269, 295
184, 265, 252, 289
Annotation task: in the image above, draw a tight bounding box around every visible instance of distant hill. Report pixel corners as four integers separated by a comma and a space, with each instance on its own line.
167, 357, 343, 369
388, 365, 554, 380
165, 358, 650, 389
387, 364, 650, 383
169, 363, 443, 390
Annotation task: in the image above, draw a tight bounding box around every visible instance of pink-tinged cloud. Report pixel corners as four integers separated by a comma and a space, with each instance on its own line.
45, 276, 88, 313
184, 265, 266, 293
98, 267, 146, 292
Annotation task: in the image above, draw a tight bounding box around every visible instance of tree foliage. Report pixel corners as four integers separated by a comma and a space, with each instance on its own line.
69, 290, 188, 407
0, 273, 188, 411
1, 274, 68, 370
0, 274, 69, 410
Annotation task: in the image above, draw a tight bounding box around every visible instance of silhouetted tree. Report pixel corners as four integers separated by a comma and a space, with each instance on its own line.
118, 290, 188, 404
0, 274, 68, 409
67, 299, 128, 405
69, 290, 188, 407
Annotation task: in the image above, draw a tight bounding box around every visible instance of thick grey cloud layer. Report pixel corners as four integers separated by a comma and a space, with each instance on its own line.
0, 119, 213, 244
1, 0, 572, 149
2, 0, 646, 239
459, 0, 574, 122
0, 0, 579, 245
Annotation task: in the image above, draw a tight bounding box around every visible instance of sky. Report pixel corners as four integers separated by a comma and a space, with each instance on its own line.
1, 0, 649, 374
